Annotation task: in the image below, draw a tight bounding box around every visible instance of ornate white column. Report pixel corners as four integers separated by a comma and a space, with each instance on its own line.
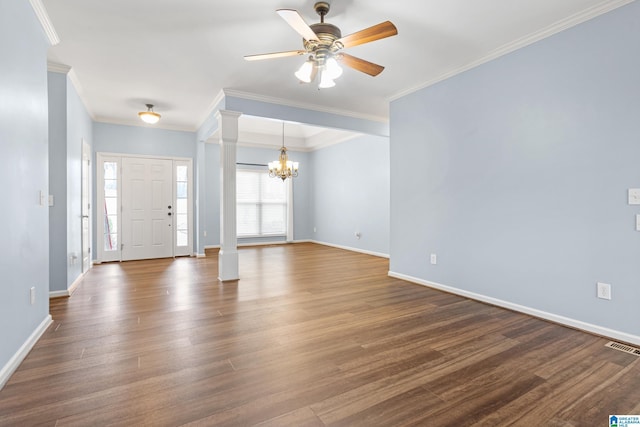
216, 110, 242, 281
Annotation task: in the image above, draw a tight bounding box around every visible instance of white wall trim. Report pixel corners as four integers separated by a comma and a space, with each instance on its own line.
388, 271, 640, 347
0, 315, 52, 390
68, 68, 95, 120
46, 63, 96, 121
49, 271, 85, 299
47, 62, 71, 74
238, 240, 287, 248
389, 0, 636, 102
196, 89, 227, 132
97, 152, 192, 162
202, 240, 376, 256
28, 0, 59, 45
311, 240, 390, 259
49, 290, 70, 298
68, 272, 84, 295
223, 89, 389, 124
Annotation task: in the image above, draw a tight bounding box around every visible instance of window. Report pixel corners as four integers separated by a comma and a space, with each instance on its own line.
175, 164, 189, 247
237, 169, 288, 237
103, 161, 118, 252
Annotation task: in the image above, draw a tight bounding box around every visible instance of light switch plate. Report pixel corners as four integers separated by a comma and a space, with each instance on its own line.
628, 189, 640, 205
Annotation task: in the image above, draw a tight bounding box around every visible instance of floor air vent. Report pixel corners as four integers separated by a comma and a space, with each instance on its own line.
605, 341, 640, 356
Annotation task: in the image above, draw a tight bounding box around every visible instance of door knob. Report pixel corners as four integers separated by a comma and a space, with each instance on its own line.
168, 205, 172, 209
168, 212, 172, 216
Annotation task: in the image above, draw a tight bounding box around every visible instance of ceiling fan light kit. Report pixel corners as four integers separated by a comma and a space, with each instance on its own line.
138, 104, 161, 124
245, 1, 397, 89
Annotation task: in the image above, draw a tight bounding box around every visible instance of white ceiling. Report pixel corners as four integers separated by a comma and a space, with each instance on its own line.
42, 0, 630, 147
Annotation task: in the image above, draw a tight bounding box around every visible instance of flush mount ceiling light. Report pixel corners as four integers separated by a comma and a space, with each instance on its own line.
244, 2, 397, 89
138, 104, 161, 124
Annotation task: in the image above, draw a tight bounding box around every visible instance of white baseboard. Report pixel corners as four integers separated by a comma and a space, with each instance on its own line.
49, 271, 85, 299
311, 240, 390, 259
0, 315, 52, 390
201, 240, 387, 259
49, 290, 70, 298
388, 271, 640, 346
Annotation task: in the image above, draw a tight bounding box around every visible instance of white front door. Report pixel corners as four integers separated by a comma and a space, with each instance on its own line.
121, 157, 174, 260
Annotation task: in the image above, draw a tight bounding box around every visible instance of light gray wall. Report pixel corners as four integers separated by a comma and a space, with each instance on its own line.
47, 72, 93, 292
92, 122, 197, 257
48, 72, 68, 292
390, 1, 640, 338
66, 77, 93, 287
202, 143, 220, 249
311, 135, 390, 255
0, 0, 50, 373
93, 122, 196, 158
225, 96, 389, 137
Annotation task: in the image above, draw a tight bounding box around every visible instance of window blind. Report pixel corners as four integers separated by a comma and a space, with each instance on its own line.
237, 169, 287, 237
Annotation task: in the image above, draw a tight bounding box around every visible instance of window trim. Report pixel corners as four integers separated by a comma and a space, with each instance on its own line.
236, 167, 292, 239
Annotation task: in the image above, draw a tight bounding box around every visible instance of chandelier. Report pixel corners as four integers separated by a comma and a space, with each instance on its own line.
268, 122, 299, 181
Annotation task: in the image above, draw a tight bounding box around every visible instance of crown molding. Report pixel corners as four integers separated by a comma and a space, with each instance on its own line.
196, 89, 226, 132
47, 62, 71, 74
390, 0, 636, 102
47, 62, 96, 120
68, 68, 96, 120
28, 0, 59, 46
223, 89, 389, 124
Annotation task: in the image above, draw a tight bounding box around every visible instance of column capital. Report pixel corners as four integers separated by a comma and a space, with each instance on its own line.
215, 110, 242, 144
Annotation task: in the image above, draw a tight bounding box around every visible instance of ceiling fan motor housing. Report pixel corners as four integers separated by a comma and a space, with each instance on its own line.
306, 1, 343, 57
314, 2, 330, 18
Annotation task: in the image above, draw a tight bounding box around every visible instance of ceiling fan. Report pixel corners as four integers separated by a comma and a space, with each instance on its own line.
244, 1, 398, 88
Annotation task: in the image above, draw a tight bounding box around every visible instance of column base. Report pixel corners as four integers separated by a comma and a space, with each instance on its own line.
218, 249, 239, 281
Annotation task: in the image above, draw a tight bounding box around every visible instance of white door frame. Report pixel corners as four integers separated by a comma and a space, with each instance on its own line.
81, 139, 92, 273
96, 152, 194, 262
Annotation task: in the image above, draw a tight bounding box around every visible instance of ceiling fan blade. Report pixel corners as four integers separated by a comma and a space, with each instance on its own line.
244, 50, 306, 61
337, 21, 398, 49
338, 53, 385, 76
276, 9, 319, 42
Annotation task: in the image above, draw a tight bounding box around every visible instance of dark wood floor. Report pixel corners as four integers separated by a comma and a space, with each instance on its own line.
0, 243, 638, 426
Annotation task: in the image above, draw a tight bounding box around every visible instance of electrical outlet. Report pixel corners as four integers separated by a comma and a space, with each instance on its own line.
203, 230, 207, 237
30, 287, 36, 305
597, 282, 611, 300
430, 254, 437, 265
313, 227, 317, 233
